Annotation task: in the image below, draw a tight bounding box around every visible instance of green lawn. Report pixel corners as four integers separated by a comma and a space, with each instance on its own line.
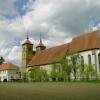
0, 82, 100, 100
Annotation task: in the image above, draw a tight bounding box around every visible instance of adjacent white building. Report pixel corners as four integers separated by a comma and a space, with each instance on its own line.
0, 63, 20, 82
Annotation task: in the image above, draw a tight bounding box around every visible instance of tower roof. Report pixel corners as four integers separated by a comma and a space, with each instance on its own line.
36, 40, 45, 47
22, 33, 33, 45
36, 34, 45, 48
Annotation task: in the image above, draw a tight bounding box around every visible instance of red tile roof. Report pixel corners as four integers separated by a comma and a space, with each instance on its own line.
70, 30, 100, 52
0, 63, 18, 71
28, 43, 70, 67
28, 30, 100, 68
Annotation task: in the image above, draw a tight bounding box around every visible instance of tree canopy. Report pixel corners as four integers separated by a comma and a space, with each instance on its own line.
0, 56, 5, 64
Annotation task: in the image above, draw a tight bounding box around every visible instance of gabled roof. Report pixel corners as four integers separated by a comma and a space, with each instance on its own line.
28, 30, 100, 68
28, 43, 70, 67
70, 30, 100, 52
0, 63, 18, 71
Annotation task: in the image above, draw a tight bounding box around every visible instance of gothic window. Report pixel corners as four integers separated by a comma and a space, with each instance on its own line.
98, 53, 100, 71
81, 56, 84, 71
81, 56, 84, 64
88, 54, 91, 64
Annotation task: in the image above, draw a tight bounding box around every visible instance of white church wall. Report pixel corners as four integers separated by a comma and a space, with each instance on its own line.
79, 49, 100, 77
40, 63, 62, 75
80, 50, 93, 65
96, 50, 100, 76
40, 65, 52, 75
27, 49, 100, 80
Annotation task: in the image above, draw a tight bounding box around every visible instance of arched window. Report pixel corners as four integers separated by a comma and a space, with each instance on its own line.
81, 56, 84, 71
88, 54, 91, 64
98, 53, 100, 71
81, 56, 84, 64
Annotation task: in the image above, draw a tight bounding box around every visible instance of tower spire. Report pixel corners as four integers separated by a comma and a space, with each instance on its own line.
22, 32, 33, 45
40, 34, 42, 42
27, 32, 29, 40
36, 34, 46, 51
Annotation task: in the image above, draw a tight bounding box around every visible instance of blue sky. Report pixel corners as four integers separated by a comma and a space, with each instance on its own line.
1, 0, 30, 19
0, 0, 100, 66
14, 0, 28, 16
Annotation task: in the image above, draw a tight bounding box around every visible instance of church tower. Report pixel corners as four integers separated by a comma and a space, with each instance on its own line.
36, 34, 46, 51
22, 33, 33, 72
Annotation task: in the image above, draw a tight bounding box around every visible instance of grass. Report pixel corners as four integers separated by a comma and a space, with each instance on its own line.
0, 82, 100, 100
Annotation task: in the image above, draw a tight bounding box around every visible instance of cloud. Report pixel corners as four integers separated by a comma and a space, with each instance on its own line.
0, 0, 100, 66
6, 46, 21, 66
0, 40, 11, 58
21, 0, 100, 37
1, 0, 100, 40
0, 40, 21, 66
0, 0, 17, 15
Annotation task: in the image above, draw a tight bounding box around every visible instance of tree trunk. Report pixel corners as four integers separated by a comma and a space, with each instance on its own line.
74, 73, 77, 80
74, 69, 77, 80
67, 74, 70, 81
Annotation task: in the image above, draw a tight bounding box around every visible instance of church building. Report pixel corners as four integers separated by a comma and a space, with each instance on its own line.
22, 30, 100, 79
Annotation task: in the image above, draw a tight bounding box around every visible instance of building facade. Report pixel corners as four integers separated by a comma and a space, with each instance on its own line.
22, 30, 100, 79
0, 63, 20, 82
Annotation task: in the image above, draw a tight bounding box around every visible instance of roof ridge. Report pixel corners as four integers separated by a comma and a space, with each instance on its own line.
73, 30, 100, 40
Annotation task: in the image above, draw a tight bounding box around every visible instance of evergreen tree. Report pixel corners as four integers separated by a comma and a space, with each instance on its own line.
0, 56, 5, 64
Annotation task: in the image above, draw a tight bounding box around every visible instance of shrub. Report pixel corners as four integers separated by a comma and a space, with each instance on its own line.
3, 79, 7, 82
